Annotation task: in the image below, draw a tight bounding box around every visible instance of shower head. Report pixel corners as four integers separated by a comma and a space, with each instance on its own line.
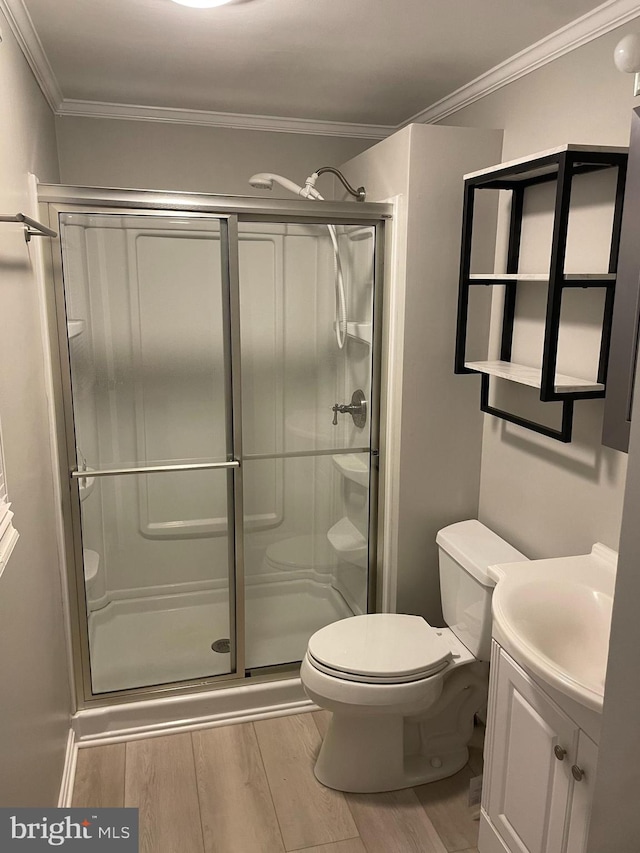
248, 172, 322, 199
249, 173, 274, 190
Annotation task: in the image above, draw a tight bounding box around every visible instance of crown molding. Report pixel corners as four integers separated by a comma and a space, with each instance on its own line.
406, 0, 640, 125
56, 99, 391, 139
1, 0, 638, 135
0, 0, 62, 112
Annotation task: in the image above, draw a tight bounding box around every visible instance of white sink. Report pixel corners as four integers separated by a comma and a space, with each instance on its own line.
489, 544, 617, 712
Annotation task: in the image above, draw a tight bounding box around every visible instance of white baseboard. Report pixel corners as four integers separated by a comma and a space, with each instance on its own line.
57, 729, 78, 808
73, 676, 316, 746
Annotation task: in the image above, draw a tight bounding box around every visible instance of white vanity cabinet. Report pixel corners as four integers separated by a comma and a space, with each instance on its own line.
565, 731, 598, 853
479, 643, 598, 853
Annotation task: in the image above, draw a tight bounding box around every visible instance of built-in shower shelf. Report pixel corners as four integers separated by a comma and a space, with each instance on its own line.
67, 319, 85, 338
327, 517, 368, 568
332, 453, 369, 487
334, 321, 371, 344
83, 548, 99, 583
346, 322, 372, 344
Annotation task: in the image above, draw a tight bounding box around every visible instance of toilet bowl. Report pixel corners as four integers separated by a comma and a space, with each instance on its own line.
300, 520, 528, 793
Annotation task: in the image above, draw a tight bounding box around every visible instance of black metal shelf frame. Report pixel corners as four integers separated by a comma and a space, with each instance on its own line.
455, 148, 628, 443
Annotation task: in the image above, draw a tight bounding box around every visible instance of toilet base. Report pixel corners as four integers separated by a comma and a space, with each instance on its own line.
314, 711, 469, 792
311, 661, 489, 793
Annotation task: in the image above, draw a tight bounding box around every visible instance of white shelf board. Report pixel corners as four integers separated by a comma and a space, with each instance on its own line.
469, 273, 615, 282
465, 360, 604, 394
463, 144, 627, 181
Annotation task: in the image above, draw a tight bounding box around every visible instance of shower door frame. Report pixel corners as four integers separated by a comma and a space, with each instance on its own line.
39, 184, 391, 710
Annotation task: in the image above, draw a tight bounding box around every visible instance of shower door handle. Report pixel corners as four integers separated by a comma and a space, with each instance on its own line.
71, 460, 241, 478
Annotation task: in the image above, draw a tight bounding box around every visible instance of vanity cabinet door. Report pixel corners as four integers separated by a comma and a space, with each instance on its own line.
486, 648, 579, 853
565, 731, 598, 853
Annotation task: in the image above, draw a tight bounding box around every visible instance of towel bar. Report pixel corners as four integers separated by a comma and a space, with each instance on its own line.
0, 213, 57, 242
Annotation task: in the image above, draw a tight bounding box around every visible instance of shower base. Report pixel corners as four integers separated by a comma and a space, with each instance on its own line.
88, 577, 352, 694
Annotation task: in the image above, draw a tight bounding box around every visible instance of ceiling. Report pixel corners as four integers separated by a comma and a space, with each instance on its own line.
13, 0, 631, 131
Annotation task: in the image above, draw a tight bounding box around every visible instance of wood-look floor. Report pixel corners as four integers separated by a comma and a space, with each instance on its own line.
72, 711, 482, 853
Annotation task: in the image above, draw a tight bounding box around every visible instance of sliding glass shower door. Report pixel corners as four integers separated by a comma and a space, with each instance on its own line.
60, 212, 241, 694
53, 197, 382, 700
238, 221, 377, 669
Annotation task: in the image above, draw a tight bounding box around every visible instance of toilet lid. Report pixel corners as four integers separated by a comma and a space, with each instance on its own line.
307, 614, 453, 683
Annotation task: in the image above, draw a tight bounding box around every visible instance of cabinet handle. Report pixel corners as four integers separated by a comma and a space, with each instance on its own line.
554, 745, 567, 761
571, 764, 585, 782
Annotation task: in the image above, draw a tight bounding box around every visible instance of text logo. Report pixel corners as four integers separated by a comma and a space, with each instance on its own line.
0, 809, 138, 850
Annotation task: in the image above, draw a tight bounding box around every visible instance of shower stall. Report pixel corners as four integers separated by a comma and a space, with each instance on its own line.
40, 184, 388, 705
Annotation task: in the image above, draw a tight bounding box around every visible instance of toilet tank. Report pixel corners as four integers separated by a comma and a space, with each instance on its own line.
436, 520, 528, 661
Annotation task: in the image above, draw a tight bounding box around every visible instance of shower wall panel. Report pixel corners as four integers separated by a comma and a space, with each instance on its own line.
239, 222, 375, 617
66, 218, 343, 600
335, 227, 375, 611
64, 225, 106, 578
69, 223, 231, 596
240, 223, 339, 578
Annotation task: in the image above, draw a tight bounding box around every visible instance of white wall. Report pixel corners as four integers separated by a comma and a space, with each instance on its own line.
55, 116, 374, 197
437, 22, 640, 851
441, 22, 640, 561
0, 9, 70, 805
341, 123, 503, 622
588, 341, 640, 850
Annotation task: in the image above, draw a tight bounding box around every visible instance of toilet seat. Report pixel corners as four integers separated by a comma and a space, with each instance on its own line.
307, 613, 453, 684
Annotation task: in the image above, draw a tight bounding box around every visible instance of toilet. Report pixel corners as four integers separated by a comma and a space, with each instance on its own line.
300, 519, 528, 793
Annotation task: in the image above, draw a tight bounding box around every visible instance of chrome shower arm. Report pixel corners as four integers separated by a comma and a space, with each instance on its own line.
314, 167, 366, 202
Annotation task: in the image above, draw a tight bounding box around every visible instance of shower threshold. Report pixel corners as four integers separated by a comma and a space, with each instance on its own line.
88, 577, 353, 695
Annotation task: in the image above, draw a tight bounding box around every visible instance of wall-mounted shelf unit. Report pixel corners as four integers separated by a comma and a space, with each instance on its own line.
455, 144, 628, 443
